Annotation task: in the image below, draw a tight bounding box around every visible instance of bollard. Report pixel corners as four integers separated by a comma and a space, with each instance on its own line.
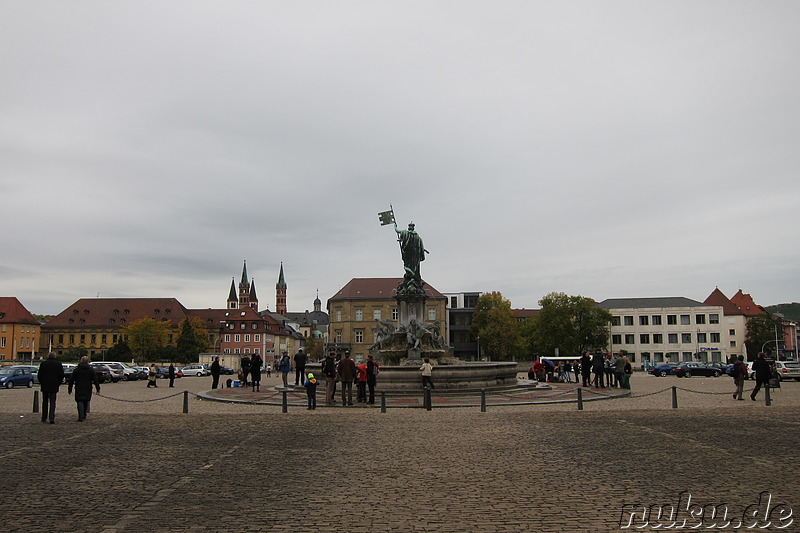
765, 385, 771, 406
33, 390, 39, 413
480, 389, 486, 413
577, 387, 583, 411
282, 390, 288, 413
183, 390, 189, 414
672, 386, 678, 409
424, 387, 432, 411
380, 391, 386, 413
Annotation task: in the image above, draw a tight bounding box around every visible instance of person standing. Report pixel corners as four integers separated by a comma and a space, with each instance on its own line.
592, 352, 605, 388
68, 356, 100, 422
366, 354, 379, 404
294, 348, 307, 386
168, 363, 176, 388
337, 352, 357, 406
356, 360, 368, 403
147, 363, 159, 388
240, 354, 251, 387
750, 352, 771, 401
279, 352, 291, 388
322, 352, 337, 406
621, 355, 633, 390
210, 356, 221, 389
37, 352, 65, 424
732, 355, 747, 400
265, 363, 272, 378
580, 352, 592, 387
613, 354, 625, 389
420, 358, 434, 389
250, 353, 262, 392
304, 372, 318, 410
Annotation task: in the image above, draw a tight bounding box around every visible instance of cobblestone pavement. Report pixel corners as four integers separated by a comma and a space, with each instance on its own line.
1, 374, 799, 532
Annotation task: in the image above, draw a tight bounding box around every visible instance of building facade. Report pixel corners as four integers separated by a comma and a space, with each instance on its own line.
0, 297, 40, 361
327, 278, 447, 362
598, 297, 726, 364
443, 291, 481, 360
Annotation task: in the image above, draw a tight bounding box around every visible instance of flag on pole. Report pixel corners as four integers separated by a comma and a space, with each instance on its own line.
378, 209, 395, 226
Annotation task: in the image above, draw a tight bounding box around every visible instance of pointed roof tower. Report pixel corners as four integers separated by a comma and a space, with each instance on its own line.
227, 278, 238, 309
276, 262, 287, 315
249, 278, 259, 311
314, 289, 321, 312
240, 260, 249, 286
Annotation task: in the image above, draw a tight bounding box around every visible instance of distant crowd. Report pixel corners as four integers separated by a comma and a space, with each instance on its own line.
528, 352, 633, 389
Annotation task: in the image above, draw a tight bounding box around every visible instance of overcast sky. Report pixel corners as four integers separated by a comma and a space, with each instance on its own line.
2, 1, 799, 316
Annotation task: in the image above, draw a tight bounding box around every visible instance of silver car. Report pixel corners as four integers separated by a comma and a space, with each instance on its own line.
181, 364, 210, 377
774, 361, 800, 381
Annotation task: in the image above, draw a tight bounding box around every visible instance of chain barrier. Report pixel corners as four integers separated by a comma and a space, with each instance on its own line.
96, 391, 186, 403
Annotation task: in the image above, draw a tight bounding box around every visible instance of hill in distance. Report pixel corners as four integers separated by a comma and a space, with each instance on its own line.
765, 303, 800, 322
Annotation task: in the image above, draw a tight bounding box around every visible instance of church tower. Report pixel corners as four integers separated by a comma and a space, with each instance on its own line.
227, 278, 238, 309
276, 262, 287, 315
226, 261, 259, 311
238, 260, 251, 309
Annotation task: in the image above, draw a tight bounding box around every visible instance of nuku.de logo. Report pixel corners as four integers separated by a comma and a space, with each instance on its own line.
619, 491, 793, 530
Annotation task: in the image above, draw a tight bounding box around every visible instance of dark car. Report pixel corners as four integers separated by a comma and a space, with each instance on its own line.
220, 366, 235, 375
649, 363, 679, 377
673, 362, 723, 378
156, 366, 183, 379
89, 364, 113, 384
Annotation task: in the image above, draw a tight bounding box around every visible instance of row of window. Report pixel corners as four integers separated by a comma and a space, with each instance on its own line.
612, 313, 720, 327
0, 325, 38, 333
223, 334, 262, 343
612, 332, 723, 345
333, 308, 437, 322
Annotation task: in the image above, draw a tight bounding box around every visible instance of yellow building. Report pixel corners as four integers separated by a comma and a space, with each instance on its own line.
327, 278, 447, 362
0, 297, 40, 361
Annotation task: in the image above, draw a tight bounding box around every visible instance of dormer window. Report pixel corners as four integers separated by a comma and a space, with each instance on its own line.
154, 309, 161, 314
114, 309, 120, 315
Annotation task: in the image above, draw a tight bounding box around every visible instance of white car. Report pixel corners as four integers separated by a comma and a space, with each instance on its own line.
181, 364, 210, 377
774, 361, 800, 381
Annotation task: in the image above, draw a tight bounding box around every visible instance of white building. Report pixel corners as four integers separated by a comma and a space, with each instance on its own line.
598, 297, 726, 365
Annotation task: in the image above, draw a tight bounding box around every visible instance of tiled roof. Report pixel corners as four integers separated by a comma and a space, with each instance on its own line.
0, 297, 39, 325
189, 307, 263, 328
329, 278, 446, 301
703, 288, 742, 315
45, 298, 189, 328
729, 290, 766, 316
597, 297, 709, 309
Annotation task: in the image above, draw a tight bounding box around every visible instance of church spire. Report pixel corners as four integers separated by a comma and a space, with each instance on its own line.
227, 278, 238, 309
240, 260, 249, 286
276, 262, 287, 315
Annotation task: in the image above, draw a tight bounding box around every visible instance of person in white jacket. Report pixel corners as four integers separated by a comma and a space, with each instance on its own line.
420, 358, 434, 389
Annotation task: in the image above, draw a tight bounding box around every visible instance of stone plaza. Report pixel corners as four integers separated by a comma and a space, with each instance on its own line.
1, 372, 798, 532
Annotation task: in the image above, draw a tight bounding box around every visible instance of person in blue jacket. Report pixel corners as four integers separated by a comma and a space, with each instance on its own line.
304, 372, 318, 410
279, 352, 292, 388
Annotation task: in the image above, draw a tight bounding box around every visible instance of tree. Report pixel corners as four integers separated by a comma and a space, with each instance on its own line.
105, 339, 132, 361
745, 313, 785, 358
60, 347, 87, 362
471, 292, 521, 361
176, 316, 211, 364
304, 335, 323, 361
531, 292, 612, 356
124, 318, 170, 362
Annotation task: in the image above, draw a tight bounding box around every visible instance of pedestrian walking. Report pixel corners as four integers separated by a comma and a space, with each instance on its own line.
294, 348, 307, 386
732, 355, 747, 400
37, 352, 64, 424
580, 352, 592, 387
420, 358, 434, 389
322, 352, 337, 405
337, 352, 357, 406
265, 364, 272, 377
67, 356, 100, 422
240, 354, 251, 387
750, 352, 771, 401
279, 351, 291, 388
147, 363, 159, 388
168, 362, 176, 388
250, 353, 262, 392
304, 372, 318, 410
210, 356, 221, 389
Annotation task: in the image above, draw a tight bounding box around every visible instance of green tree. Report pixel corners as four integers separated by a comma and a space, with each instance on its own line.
176, 316, 211, 364
745, 314, 785, 358
471, 292, 520, 361
105, 339, 132, 361
124, 318, 170, 361
61, 347, 87, 362
531, 292, 612, 355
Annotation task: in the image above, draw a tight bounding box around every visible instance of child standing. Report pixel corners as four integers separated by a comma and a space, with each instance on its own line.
304, 372, 318, 410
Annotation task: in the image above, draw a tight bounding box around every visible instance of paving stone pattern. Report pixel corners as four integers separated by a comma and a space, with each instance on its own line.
1, 374, 798, 532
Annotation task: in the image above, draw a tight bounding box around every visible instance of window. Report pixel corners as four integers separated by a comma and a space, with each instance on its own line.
224, 334, 231, 342
336, 310, 342, 322
640, 334, 650, 344
625, 334, 634, 344
682, 352, 693, 361
234, 348, 240, 354
0, 337, 4, 348
667, 315, 677, 325
392, 308, 398, 320
612, 334, 622, 345
244, 348, 250, 354
639, 316, 649, 326
101, 334, 107, 344
335, 331, 342, 344
244, 334, 250, 342
240, 323, 246, 330
450, 296, 458, 308
653, 334, 663, 344
428, 308, 436, 320
355, 309, 363, 321
355, 330, 364, 343
611, 316, 621, 326
710, 333, 720, 343
697, 333, 707, 343
709, 314, 719, 324
730, 341, 737, 347
652, 315, 662, 325
112, 334, 118, 343
373, 309, 381, 320
696, 314, 706, 325
680, 315, 690, 325
668, 333, 678, 344
58, 334, 64, 343
254, 348, 260, 354
252, 323, 258, 330
254, 334, 261, 342
224, 348, 231, 354
681, 333, 692, 343
234, 334, 240, 342
624, 316, 634, 326
80, 334, 85, 345
90, 334, 96, 344
729, 329, 736, 336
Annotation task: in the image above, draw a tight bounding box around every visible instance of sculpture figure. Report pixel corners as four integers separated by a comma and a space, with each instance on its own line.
395, 222, 428, 283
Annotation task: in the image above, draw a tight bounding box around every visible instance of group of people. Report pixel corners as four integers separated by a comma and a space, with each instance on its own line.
731, 351, 777, 401
317, 351, 380, 408
528, 352, 633, 390
212, 354, 263, 391
36, 352, 101, 423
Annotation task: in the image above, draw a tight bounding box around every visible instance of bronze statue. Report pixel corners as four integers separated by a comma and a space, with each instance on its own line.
395, 222, 428, 283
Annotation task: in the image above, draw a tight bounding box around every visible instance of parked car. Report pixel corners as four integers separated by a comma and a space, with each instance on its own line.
91, 363, 122, 383
220, 366, 235, 375
89, 364, 113, 384
99, 362, 140, 381
62, 363, 77, 383
0, 367, 34, 388
156, 366, 183, 379
773, 361, 800, 381
649, 363, 680, 377
181, 364, 210, 377
10, 364, 40, 384
133, 367, 150, 379
673, 362, 723, 378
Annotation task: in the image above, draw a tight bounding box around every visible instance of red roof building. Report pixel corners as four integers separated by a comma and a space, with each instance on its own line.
0, 297, 40, 360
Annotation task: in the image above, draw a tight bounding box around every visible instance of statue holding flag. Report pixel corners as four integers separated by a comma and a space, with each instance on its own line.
379, 206, 428, 295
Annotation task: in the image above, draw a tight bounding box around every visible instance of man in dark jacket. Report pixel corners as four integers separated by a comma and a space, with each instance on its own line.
322, 352, 337, 405
750, 352, 771, 401
68, 356, 100, 422
210, 357, 221, 389
293, 349, 307, 386
240, 355, 251, 387
37, 352, 65, 424
592, 352, 605, 388
336, 352, 357, 406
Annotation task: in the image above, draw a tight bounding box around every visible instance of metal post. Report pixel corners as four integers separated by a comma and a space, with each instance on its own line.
380, 391, 386, 413
672, 386, 678, 409
577, 387, 583, 411
424, 388, 432, 411
282, 390, 288, 413
183, 390, 189, 414
765, 384, 771, 406
33, 390, 39, 413
480, 389, 486, 413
